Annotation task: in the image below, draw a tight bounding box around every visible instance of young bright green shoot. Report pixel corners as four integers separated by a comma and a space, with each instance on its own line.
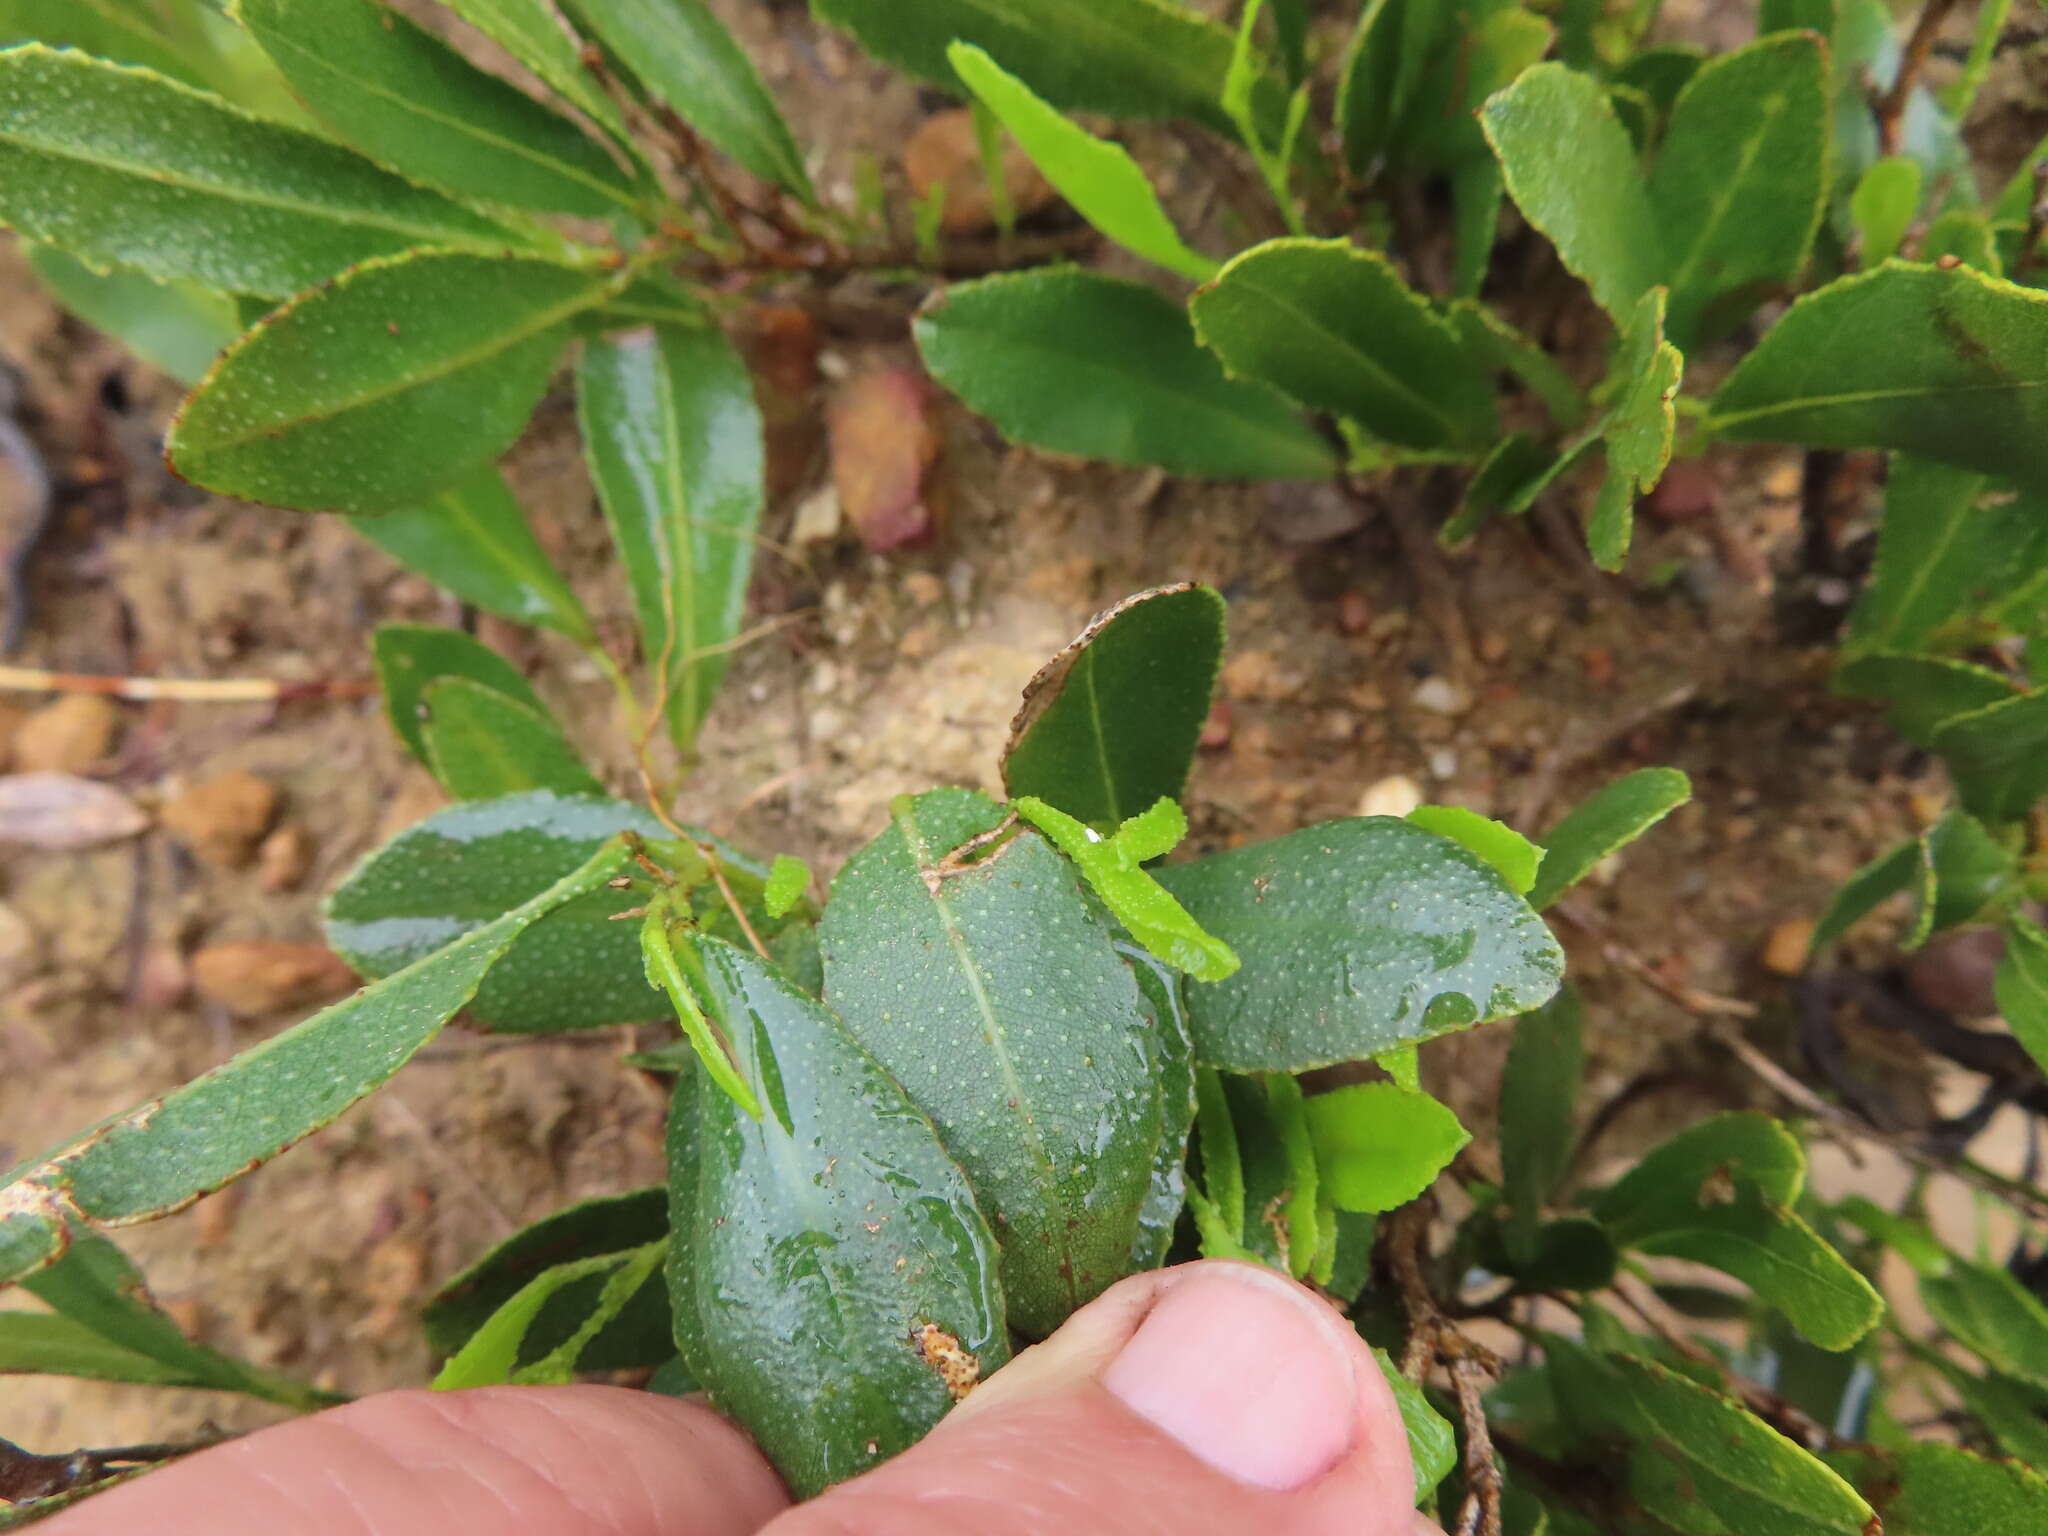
639, 900, 763, 1121
1012, 795, 1240, 981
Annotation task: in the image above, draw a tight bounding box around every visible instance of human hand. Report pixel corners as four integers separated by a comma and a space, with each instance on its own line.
47, 1260, 1435, 1536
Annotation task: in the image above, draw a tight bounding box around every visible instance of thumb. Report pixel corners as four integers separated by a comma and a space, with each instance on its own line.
769, 1258, 1430, 1536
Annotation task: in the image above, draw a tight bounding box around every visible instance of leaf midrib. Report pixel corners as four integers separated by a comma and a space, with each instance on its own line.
1218, 267, 1474, 445
0, 103, 509, 251
1712, 376, 2048, 431
1659, 88, 1791, 304
896, 801, 1072, 1307
936, 313, 1328, 470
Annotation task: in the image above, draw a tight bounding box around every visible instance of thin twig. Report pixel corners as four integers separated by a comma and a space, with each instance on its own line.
0, 663, 373, 702
1875, 0, 1963, 155
1549, 898, 1759, 1018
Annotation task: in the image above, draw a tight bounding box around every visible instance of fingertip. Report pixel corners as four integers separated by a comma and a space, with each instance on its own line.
46, 1385, 789, 1536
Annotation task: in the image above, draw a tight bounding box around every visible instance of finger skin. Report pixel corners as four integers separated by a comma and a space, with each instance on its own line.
768, 1261, 1416, 1536
41, 1385, 790, 1536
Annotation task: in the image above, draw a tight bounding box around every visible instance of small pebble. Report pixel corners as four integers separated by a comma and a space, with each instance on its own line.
1357, 774, 1423, 819
13, 694, 121, 774
1761, 918, 1815, 977
1412, 677, 1471, 716
161, 770, 281, 869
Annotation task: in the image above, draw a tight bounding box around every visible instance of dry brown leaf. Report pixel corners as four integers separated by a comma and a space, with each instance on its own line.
830, 369, 940, 553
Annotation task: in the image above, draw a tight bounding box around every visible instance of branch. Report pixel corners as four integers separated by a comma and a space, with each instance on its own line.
1875, 0, 1963, 155
0, 1434, 219, 1505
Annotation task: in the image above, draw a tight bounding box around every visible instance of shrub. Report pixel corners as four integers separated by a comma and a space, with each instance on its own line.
3, 1, 2046, 1531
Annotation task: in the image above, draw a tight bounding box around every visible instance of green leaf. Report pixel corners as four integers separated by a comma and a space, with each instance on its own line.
370, 622, 547, 769
1527, 767, 1690, 910
1587, 287, 1683, 571
670, 937, 1011, 1498
1156, 816, 1564, 1071
1376, 1347, 1457, 1503
1594, 1111, 1804, 1243
576, 321, 763, 754
1708, 262, 2048, 491
1002, 583, 1225, 831
11, 1234, 333, 1406
1189, 238, 1497, 454
0, 44, 521, 298
1922, 1258, 2048, 1389
1997, 914, 2048, 1076
1921, 810, 2017, 935
1834, 653, 2019, 748
1015, 797, 1239, 981
1844, 455, 2004, 655
1336, 0, 1443, 178
433, 1241, 662, 1388
1930, 686, 2048, 823
762, 854, 809, 919
1554, 1345, 1875, 1535
572, 0, 811, 200
1499, 988, 1583, 1257
640, 905, 762, 1119
948, 43, 1214, 281
422, 1186, 670, 1368
1400, 2, 1552, 177
325, 790, 807, 1034
0, 1311, 197, 1386
1924, 208, 2001, 275
914, 266, 1336, 480
1882, 1443, 2048, 1534
1632, 1186, 1881, 1349
1306, 1081, 1470, 1213
818, 789, 1161, 1336
169, 250, 609, 514
1650, 33, 1827, 348
0, 0, 220, 85
1, 834, 631, 1284
439, 0, 634, 151
1811, 836, 1921, 952
1265, 1073, 1321, 1277
23, 242, 236, 384
1192, 1066, 1245, 1250
351, 467, 596, 643
421, 677, 604, 799
1481, 62, 1662, 324
1829, 1194, 1950, 1277
1941, 1364, 2048, 1467
232, 0, 639, 217
1615, 43, 1705, 114
1406, 805, 1541, 894
810, 0, 1244, 127
1851, 156, 1923, 266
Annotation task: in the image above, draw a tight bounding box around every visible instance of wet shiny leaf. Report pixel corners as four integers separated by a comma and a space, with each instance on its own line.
325, 790, 809, 1034
1002, 584, 1225, 832
819, 787, 1162, 1336
236, 0, 638, 217
577, 321, 762, 754
0, 45, 518, 298
1, 835, 632, 1285
668, 937, 1010, 1497
170, 251, 609, 513
1155, 816, 1564, 1071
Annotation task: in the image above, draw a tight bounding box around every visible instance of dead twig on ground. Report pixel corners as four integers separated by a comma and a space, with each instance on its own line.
0, 664, 373, 702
